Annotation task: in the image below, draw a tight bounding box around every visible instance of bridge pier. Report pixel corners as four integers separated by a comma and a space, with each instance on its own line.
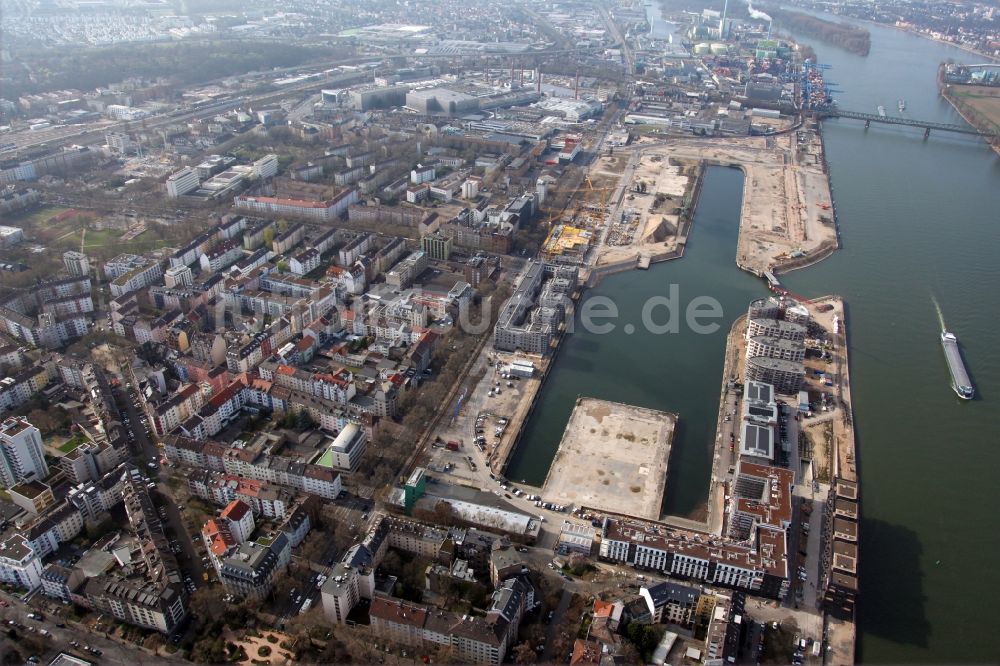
924, 127, 931, 140
864, 119, 870, 130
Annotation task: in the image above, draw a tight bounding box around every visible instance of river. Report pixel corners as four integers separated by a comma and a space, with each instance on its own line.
507, 15, 999, 663
644, 1, 679, 41
782, 19, 1000, 664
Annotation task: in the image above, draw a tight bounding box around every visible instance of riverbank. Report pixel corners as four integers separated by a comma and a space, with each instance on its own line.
810, 296, 858, 666
891, 24, 998, 63
783, 4, 999, 64
936, 74, 1000, 156
764, 5, 872, 56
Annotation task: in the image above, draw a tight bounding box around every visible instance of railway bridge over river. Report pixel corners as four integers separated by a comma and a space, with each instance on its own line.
821, 109, 999, 140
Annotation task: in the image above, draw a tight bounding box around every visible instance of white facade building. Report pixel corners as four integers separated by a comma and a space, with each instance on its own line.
0, 418, 48, 488
252, 154, 279, 179
322, 423, 367, 473
166, 167, 200, 197
0, 534, 44, 591
63, 251, 90, 277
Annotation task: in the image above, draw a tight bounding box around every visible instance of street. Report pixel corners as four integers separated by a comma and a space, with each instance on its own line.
0, 590, 182, 664
108, 369, 207, 597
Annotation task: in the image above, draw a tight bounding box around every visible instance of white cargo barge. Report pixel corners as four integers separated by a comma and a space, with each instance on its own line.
940, 330, 974, 399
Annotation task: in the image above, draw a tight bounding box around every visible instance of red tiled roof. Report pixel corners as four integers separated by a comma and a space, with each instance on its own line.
238, 195, 327, 209
221, 499, 251, 522
593, 600, 615, 618
571, 639, 601, 665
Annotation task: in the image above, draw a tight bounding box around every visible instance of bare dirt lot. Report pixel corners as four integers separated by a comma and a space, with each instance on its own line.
593, 152, 691, 266
541, 398, 675, 520
624, 134, 838, 275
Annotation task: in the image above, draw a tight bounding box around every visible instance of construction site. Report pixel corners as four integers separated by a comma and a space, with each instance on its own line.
590, 150, 695, 267
619, 128, 839, 277
540, 398, 675, 522
538, 172, 618, 266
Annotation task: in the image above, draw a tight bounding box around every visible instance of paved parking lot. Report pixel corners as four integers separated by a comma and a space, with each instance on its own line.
426, 350, 538, 485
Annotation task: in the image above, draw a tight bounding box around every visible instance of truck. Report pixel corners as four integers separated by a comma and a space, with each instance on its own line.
445, 441, 461, 451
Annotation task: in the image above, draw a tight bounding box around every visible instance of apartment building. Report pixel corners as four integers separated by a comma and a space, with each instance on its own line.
639, 581, 701, 627
163, 435, 345, 501
242, 219, 277, 251
368, 578, 529, 665
0, 417, 48, 488
84, 576, 187, 634
163, 264, 194, 288
822, 478, 859, 621
186, 470, 295, 519
258, 361, 356, 405
744, 299, 808, 394
57, 440, 120, 486
104, 254, 148, 280
220, 499, 255, 544
746, 335, 805, 362
272, 223, 306, 255
744, 357, 805, 395
218, 532, 291, 601
321, 561, 370, 624
0, 534, 44, 591
420, 231, 453, 261
63, 250, 90, 277
373, 237, 407, 275
599, 515, 789, 600
84, 468, 188, 634
169, 229, 219, 268
319, 423, 367, 473
746, 317, 806, 341
199, 239, 243, 273
493, 261, 577, 355
289, 247, 321, 276
234, 188, 358, 223
110, 260, 163, 297
0, 366, 52, 414
386, 251, 428, 290
9, 479, 56, 515
0, 277, 92, 348
410, 165, 436, 184
338, 232, 375, 267
253, 154, 279, 179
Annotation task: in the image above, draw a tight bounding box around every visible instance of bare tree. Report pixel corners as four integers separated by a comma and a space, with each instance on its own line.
513, 640, 539, 664
188, 586, 227, 620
